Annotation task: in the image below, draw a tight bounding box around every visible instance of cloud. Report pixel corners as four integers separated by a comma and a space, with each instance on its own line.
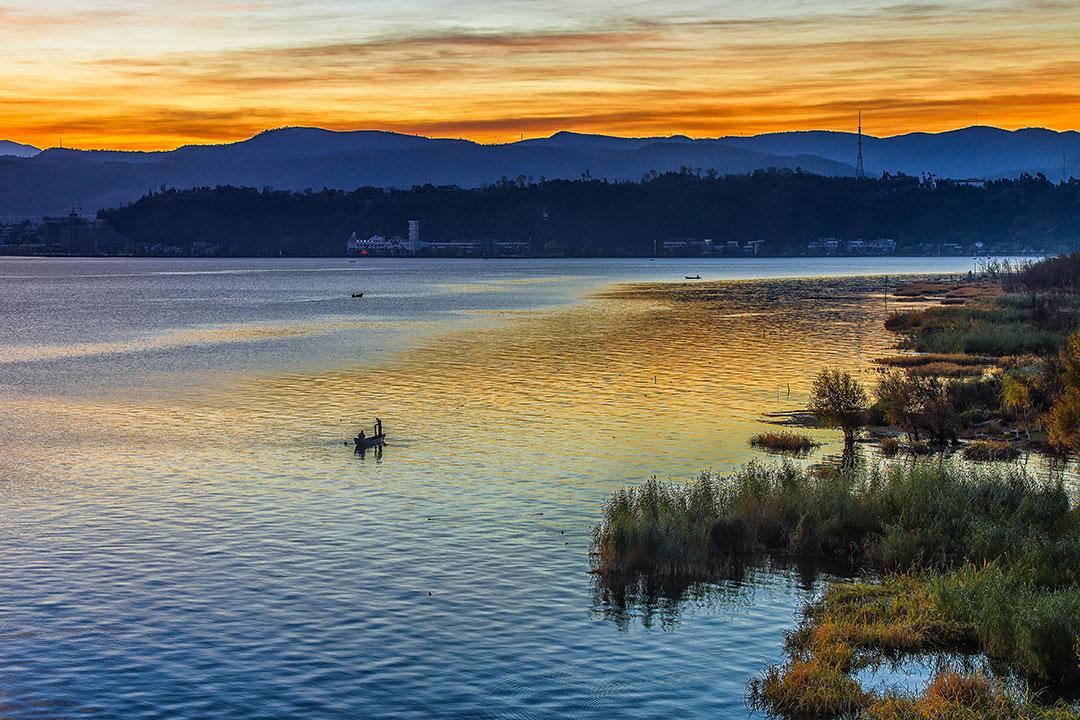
1, 1, 1078, 148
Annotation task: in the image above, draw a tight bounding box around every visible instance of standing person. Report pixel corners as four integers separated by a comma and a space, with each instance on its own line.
374, 417, 382, 436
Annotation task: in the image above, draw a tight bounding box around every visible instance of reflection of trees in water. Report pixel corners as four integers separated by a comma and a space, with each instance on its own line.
591, 563, 751, 631
591, 556, 848, 631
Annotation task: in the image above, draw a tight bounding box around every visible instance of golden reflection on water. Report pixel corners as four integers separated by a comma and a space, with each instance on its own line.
0, 319, 440, 365
1, 276, 897, 490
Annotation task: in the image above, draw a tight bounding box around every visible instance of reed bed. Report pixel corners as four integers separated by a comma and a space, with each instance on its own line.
593, 462, 1080, 715
592, 463, 1076, 578
750, 568, 1080, 717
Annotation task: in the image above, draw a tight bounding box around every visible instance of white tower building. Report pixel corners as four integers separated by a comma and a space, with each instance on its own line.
407, 220, 421, 251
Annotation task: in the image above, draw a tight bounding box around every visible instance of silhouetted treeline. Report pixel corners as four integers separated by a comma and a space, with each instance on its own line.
99, 170, 1080, 256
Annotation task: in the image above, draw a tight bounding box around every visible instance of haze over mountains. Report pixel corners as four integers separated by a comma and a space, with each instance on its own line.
1, 126, 1077, 217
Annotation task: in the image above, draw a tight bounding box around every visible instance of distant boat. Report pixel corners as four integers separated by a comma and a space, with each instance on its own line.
351, 292, 364, 298
685, 275, 701, 280
347, 259, 356, 263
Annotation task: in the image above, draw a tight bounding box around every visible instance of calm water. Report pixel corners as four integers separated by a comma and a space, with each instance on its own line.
0, 256, 986, 718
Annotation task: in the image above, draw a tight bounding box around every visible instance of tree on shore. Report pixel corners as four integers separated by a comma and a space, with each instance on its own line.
918, 375, 959, 445
875, 369, 922, 441
1001, 371, 1036, 439
808, 369, 869, 447
1048, 331, 1080, 453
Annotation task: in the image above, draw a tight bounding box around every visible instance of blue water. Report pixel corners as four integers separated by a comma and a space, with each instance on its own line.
0, 256, 987, 718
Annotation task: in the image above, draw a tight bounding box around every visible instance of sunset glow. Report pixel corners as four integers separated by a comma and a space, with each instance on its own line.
3, 0, 1080, 150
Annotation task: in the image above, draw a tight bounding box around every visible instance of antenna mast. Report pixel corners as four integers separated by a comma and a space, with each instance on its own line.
855, 111, 865, 180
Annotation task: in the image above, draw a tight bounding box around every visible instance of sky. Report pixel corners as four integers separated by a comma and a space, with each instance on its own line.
2, 0, 1079, 150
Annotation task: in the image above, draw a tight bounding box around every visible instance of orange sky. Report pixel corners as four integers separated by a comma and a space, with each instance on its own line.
2, 1, 1079, 150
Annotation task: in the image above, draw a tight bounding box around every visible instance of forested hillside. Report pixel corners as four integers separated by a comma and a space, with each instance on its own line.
100, 170, 1080, 257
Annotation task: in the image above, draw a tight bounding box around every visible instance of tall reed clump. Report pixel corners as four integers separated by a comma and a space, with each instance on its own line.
591, 475, 755, 578
592, 463, 1077, 578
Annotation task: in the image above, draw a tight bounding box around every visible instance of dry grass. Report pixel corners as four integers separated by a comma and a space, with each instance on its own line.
751, 572, 1080, 719
906, 362, 986, 378
877, 354, 994, 368
892, 279, 1001, 301
869, 672, 1079, 719
962, 440, 1021, 461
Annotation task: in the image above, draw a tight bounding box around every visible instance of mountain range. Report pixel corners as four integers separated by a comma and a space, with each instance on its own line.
1, 126, 1077, 217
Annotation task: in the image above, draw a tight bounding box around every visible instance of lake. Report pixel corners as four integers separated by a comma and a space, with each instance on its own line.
0, 256, 991, 718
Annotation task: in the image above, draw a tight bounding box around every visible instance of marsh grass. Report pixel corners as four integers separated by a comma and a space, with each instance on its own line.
750, 570, 1080, 718
879, 437, 902, 456
749, 431, 821, 455
594, 462, 1080, 715
887, 294, 1080, 357
592, 463, 1075, 578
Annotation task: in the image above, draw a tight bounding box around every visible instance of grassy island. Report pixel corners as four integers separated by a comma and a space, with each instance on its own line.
748, 432, 822, 456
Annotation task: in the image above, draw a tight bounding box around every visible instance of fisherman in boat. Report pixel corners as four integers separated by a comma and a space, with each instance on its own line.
374, 417, 382, 437
356, 429, 366, 445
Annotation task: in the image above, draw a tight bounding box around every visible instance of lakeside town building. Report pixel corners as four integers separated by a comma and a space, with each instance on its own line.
347, 221, 529, 257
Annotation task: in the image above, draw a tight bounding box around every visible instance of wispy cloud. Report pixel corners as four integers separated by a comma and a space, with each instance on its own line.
1, 0, 1078, 148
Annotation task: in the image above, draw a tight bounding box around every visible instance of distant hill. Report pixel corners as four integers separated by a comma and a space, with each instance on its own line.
1, 125, 1078, 216
0, 140, 39, 158
718, 126, 1080, 179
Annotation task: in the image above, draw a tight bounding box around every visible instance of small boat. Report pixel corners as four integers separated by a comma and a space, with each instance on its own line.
351, 292, 364, 298
685, 275, 701, 280
353, 418, 386, 453
354, 433, 385, 450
